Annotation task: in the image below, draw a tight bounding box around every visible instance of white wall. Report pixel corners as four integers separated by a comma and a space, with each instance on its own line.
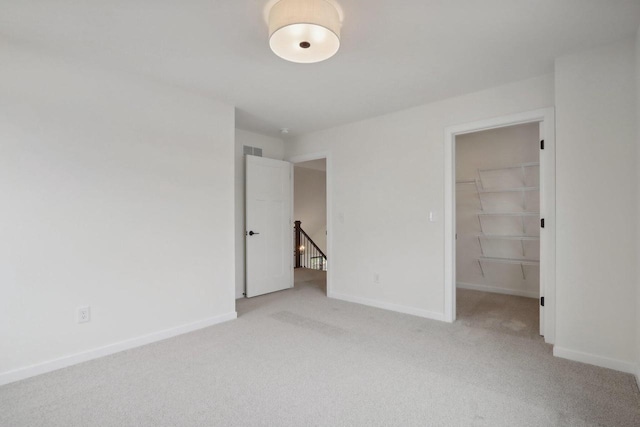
286, 75, 554, 320
234, 129, 284, 298
554, 38, 637, 371
294, 165, 327, 253
0, 41, 236, 383
456, 123, 540, 298
456, 124, 540, 180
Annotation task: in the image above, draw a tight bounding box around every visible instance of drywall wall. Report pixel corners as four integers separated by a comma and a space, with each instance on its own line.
294, 164, 327, 253
555, 38, 637, 371
234, 129, 284, 299
456, 123, 540, 298
0, 41, 236, 383
286, 74, 554, 320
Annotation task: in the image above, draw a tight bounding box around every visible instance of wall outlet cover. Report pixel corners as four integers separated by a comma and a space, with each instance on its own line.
77, 306, 91, 323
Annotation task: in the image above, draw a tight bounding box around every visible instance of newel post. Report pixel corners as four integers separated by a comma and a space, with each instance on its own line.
294, 220, 302, 268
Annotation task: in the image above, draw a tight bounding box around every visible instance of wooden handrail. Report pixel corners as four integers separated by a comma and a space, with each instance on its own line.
294, 220, 327, 270
298, 227, 327, 259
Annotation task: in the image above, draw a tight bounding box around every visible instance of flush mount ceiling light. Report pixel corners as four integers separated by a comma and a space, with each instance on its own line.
268, 0, 342, 64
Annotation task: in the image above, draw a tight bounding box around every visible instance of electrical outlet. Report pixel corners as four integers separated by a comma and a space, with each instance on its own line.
77, 306, 90, 323
373, 273, 380, 284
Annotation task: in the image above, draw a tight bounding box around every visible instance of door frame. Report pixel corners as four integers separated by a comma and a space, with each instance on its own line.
288, 151, 332, 296
444, 108, 556, 344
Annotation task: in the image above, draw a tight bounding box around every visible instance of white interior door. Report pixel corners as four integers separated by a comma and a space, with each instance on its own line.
245, 155, 293, 298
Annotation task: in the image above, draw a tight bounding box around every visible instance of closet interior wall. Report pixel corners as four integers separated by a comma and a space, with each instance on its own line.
456, 123, 540, 298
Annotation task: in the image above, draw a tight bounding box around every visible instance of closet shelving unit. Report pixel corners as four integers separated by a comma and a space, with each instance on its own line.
457, 162, 540, 280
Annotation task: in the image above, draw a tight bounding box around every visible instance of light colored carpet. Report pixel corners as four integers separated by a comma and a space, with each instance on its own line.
456, 288, 541, 340
1, 269, 639, 426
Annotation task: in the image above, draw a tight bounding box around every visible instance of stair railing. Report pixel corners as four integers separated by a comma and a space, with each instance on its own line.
294, 220, 327, 271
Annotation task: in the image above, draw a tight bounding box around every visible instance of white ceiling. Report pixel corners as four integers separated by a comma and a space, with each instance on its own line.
2, 1, 639, 138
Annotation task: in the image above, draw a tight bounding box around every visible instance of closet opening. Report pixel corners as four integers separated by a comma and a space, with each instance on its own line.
444, 108, 555, 343
455, 123, 541, 337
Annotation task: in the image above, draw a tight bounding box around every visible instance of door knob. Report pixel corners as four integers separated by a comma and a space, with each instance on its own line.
248, 231, 260, 236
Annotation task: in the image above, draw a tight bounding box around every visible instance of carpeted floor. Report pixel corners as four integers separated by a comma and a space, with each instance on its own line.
456, 287, 541, 340
1, 269, 639, 426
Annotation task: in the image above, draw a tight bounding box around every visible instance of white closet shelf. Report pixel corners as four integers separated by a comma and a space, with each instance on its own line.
466, 234, 539, 241
478, 162, 539, 173
477, 257, 539, 279
478, 186, 539, 193
478, 257, 539, 266
458, 161, 541, 281
476, 212, 539, 216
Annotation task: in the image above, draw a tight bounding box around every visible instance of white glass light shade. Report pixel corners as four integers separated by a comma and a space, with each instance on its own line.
269, 0, 341, 64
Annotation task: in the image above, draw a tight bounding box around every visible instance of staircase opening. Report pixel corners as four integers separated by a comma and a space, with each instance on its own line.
294, 221, 327, 271
293, 158, 327, 294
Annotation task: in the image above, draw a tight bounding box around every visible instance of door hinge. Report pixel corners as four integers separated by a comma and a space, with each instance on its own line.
540, 139, 545, 150
540, 296, 545, 307
540, 218, 545, 228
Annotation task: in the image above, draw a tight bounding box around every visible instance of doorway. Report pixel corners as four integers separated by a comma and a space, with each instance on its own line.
290, 153, 332, 296
455, 123, 541, 337
243, 152, 332, 300
444, 108, 555, 344
244, 155, 294, 298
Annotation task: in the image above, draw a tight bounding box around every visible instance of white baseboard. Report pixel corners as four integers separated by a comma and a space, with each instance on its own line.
0, 311, 237, 387
553, 346, 636, 374
328, 292, 445, 322
457, 282, 538, 299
